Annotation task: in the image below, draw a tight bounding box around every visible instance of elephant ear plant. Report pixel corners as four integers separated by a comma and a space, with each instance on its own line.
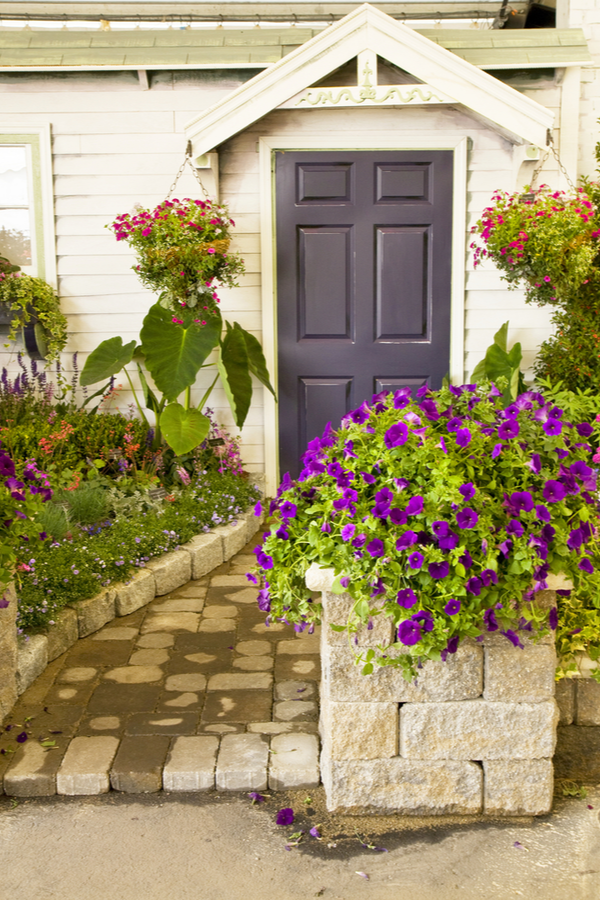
80, 198, 275, 456
251, 383, 600, 681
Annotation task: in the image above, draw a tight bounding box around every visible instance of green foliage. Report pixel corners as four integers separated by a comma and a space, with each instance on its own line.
55, 483, 110, 528
79, 337, 137, 387
0, 272, 68, 361
218, 322, 253, 428
16, 469, 259, 633
160, 402, 210, 456
252, 383, 600, 681
471, 322, 526, 406
535, 376, 600, 450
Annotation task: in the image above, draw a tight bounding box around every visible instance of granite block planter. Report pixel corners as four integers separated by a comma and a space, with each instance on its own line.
307, 565, 559, 817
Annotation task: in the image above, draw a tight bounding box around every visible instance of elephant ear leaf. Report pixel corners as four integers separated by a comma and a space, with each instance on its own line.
159, 403, 210, 456
140, 304, 221, 402
233, 322, 277, 399
218, 323, 252, 428
80, 337, 137, 386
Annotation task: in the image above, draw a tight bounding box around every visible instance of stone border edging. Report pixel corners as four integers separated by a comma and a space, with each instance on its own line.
0, 505, 264, 725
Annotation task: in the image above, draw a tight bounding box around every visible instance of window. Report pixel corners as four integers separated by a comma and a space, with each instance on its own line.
0, 125, 56, 285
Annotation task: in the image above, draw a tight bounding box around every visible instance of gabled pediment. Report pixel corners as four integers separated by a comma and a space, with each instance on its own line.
184, 4, 554, 154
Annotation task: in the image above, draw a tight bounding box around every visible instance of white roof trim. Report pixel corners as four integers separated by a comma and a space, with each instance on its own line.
184, 4, 554, 151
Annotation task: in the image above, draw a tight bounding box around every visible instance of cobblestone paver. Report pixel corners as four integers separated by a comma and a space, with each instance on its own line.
0, 530, 321, 795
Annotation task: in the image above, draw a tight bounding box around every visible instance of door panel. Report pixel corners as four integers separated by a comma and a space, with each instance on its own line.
276, 149, 453, 478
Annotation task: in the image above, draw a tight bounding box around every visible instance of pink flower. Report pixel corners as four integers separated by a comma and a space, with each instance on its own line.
543, 276, 551, 283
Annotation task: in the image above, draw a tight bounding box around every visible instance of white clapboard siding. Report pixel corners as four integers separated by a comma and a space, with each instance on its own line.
53, 153, 191, 177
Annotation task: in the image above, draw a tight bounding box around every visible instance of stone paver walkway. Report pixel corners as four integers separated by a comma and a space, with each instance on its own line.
0, 530, 321, 796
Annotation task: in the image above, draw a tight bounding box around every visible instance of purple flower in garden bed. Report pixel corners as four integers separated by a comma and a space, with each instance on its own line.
543, 480, 566, 503
527, 453, 542, 475
501, 629, 522, 648
398, 619, 422, 645
408, 551, 424, 569
352, 534, 366, 549
406, 496, 424, 516
447, 416, 463, 432
384, 422, 409, 449
341, 524, 356, 542
428, 561, 449, 580
480, 569, 498, 587
390, 508, 408, 526
535, 504, 551, 523
577, 422, 594, 438
276, 808, 295, 826
441, 635, 460, 660
432, 521, 451, 538
397, 588, 418, 609
455, 428, 472, 448
579, 558, 594, 574
508, 491, 534, 514
506, 519, 524, 537
393, 387, 412, 409
438, 531, 459, 551
484, 608, 499, 631
366, 539, 384, 558
420, 399, 440, 421
396, 531, 418, 551
0, 454, 15, 477
444, 598, 461, 615
413, 610, 434, 632
361, 471, 376, 485
459, 482, 476, 501
349, 402, 371, 425
543, 419, 563, 436
498, 418, 519, 440
466, 576, 482, 596
491, 443, 503, 459
549, 607, 559, 630
456, 508, 478, 530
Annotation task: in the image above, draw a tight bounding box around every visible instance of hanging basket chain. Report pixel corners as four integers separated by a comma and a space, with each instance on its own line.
166, 140, 210, 200
529, 132, 577, 194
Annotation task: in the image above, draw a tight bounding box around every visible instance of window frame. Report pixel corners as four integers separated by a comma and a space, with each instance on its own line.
0, 124, 56, 287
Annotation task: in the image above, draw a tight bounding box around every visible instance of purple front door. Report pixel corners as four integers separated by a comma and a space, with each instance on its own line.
275, 149, 453, 478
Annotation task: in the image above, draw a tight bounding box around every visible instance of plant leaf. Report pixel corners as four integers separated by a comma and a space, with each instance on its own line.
218, 323, 253, 428
136, 362, 162, 416
234, 322, 277, 399
80, 337, 138, 386
140, 304, 221, 402
493, 321, 509, 352
159, 403, 210, 456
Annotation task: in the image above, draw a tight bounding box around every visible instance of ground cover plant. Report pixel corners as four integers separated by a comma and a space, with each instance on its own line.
16, 468, 259, 634
252, 383, 600, 680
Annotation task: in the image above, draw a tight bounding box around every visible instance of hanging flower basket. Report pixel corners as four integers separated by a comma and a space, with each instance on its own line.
108, 198, 244, 319
0, 273, 67, 362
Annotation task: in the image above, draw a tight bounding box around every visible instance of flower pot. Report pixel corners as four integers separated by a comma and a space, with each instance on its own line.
23, 318, 48, 361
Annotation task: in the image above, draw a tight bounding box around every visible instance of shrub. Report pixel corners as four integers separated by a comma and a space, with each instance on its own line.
252, 383, 600, 680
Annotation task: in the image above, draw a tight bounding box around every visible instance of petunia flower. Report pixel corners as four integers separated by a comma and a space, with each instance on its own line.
254, 501, 263, 517
466, 576, 482, 596
456, 508, 478, 530
393, 387, 411, 409
428, 561, 449, 580
280, 501, 297, 520
444, 598, 461, 615
398, 619, 422, 645
361, 471, 376, 485
384, 422, 409, 449
535, 504, 551, 523
413, 610, 434, 632
366, 539, 384, 558
579, 558, 594, 574
389, 508, 408, 526
321, 522, 332, 533
352, 534, 367, 549
576, 423, 594, 438
406, 496, 424, 516
248, 792, 265, 804
543, 419, 563, 436
397, 588, 418, 609
420, 399, 440, 421
349, 402, 371, 425
527, 453, 542, 475
0, 454, 16, 477
501, 629, 522, 647
548, 607, 558, 629
276, 808, 295, 826
341, 524, 356, 541
408, 551, 424, 569
459, 482, 476, 501
506, 519, 524, 537
396, 531, 418, 551
439, 531, 459, 551
491, 443, 503, 458
483, 608, 498, 631
480, 569, 498, 587
459, 550, 473, 569
498, 418, 519, 440
447, 417, 463, 432
508, 491, 534, 514
432, 521, 451, 538
455, 428, 472, 448
543, 480, 566, 503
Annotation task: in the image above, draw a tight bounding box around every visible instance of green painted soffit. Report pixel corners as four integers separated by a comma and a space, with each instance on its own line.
0, 27, 591, 70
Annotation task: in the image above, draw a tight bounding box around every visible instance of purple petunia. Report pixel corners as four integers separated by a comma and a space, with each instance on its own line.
384, 422, 409, 449
366, 539, 384, 558
420, 399, 440, 421
349, 402, 371, 425
498, 418, 520, 440
361, 471, 376, 485
456, 508, 478, 530
432, 521, 451, 538
396, 530, 418, 551
579, 558, 594, 574
393, 387, 412, 409
506, 519, 524, 538
0, 454, 15, 477
341, 524, 356, 542
480, 569, 498, 587
455, 428, 472, 448
280, 501, 297, 520
576, 422, 594, 438
353, 534, 366, 549
543, 480, 566, 503
397, 588, 418, 609
408, 551, 424, 569
459, 482, 476, 501
429, 561, 450, 580
483, 608, 499, 631
398, 619, 422, 646
253, 501, 263, 518
543, 418, 563, 436
444, 598, 461, 615
466, 576, 482, 596
276, 808, 295, 826
535, 504, 551, 523
491, 443, 503, 459
501, 629, 522, 648
390, 508, 408, 526
413, 610, 434, 632
257, 589, 271, 612
459, 550, 473, 569
406, 496, 424, 516
441, 635, 460, 660
510, 491, 534, 514
549, 607, 558, 630
527, 453, 542, 475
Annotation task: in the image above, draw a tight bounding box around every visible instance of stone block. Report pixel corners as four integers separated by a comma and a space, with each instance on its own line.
275, 681, 318, 701
269, 733, 320, 789
400, 700, 558, 760
0, 583, 17, 723
46, 608, 79, 662
16, 634, 48, 695
483, 634, 556, 702
305, 564, 335, 593
322, 591, 393, 648
213, 518, 248, 561
216, 733, 268, 790
483, 759, 553, 816
163, 735, 219, 791
3, 739, 67, 797
554, 725, 600, 782
182, 532, 224, 580
146, 550, 191, 596
110, 735, 170, 793
576, 679, 600, 725
72, 589, 116, 638
322, 639, 483, 703
56, 736, 120, 795
114, 569, 156, 616
320, 757, 482, 815
274, 700, 318, 722
245, 507, 262, 542
320, 700, 398, 760
141, 613, 200, 634
277, 636, 321, 655
555, 679, 575, 725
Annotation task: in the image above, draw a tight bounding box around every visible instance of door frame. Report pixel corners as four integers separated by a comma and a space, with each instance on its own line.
259, 133, 468, 495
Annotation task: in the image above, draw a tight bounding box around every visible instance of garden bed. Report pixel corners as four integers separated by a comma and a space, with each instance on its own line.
0, 502, 263, 726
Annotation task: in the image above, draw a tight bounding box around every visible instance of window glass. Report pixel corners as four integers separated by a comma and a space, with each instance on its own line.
0, 145, 34, 270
